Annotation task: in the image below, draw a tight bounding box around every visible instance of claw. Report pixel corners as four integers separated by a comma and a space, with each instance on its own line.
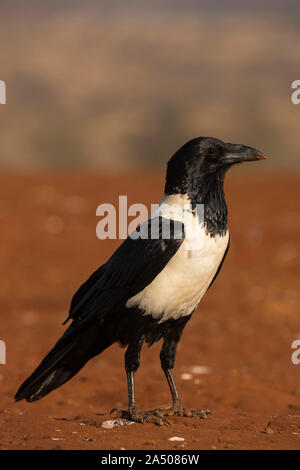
147, 404, 212, 419
109, 405, 210, 425
109, 408, 169, 426
110, 408, 121, 418
196, 408, 212, 419
146, 410, 171, 426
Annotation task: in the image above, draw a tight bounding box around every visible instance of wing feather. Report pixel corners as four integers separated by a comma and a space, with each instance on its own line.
65, 217, 185, 325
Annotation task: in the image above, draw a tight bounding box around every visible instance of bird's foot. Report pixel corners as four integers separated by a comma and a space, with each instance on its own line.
110, 406, 169, 426
147, 401, 212, 419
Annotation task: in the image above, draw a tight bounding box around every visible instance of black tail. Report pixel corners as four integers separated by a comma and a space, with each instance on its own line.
15, 319, 112, 402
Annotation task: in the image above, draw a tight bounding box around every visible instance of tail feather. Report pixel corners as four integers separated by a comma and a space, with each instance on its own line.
15, 319, 112, 402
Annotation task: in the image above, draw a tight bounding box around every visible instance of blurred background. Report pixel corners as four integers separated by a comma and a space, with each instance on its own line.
1, 1, 300, 450
0, 0, 300, 170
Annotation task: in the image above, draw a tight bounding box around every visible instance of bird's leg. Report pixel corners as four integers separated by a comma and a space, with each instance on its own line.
127, 370, 137, 415
154, 368, 211, 418
165, 367, 181, 408
148, 335, 211, 419
110, 370, 143, 422
110, 338, 169, 425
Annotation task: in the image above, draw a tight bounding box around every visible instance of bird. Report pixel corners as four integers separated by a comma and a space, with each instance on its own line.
15, 137, 265, 425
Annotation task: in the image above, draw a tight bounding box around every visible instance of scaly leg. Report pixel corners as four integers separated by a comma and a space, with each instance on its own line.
148, 330, 211, 419
150, 368, 211, 418
110, 338, 169, 425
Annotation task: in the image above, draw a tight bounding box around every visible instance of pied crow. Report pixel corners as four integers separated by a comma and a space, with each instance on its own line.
15, 137, 265, 425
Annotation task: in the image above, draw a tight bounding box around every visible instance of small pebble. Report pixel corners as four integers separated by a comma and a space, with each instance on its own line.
189, 365, 212, 375
180, 373, 193, 381
169, 436, 185, 442
101, 419, 135, 429
194, 379, 202, 385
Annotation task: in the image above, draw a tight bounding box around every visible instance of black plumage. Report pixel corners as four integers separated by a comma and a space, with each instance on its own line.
15, 137, 265, 424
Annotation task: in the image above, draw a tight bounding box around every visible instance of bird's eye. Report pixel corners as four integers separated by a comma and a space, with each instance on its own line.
208, 145, 222, 158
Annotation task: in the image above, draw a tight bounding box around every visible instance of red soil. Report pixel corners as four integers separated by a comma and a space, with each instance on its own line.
0, 172, 299, 450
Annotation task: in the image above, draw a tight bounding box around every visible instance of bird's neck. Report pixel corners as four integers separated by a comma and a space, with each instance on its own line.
164, 171, 228, 237
190, 171, 228, 237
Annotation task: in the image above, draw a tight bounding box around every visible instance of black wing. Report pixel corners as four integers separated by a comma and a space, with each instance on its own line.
65, 217, 185, 325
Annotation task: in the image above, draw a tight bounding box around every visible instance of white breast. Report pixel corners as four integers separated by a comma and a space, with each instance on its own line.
126, 194, 229, 323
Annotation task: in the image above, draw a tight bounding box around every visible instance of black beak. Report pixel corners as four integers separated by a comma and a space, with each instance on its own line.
222, 143, 266, 164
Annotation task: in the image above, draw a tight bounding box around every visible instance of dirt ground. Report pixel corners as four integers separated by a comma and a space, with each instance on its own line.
0, 171, 300, 450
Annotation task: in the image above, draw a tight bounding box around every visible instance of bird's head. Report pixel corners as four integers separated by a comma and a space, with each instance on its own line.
164, 137, 265, 197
